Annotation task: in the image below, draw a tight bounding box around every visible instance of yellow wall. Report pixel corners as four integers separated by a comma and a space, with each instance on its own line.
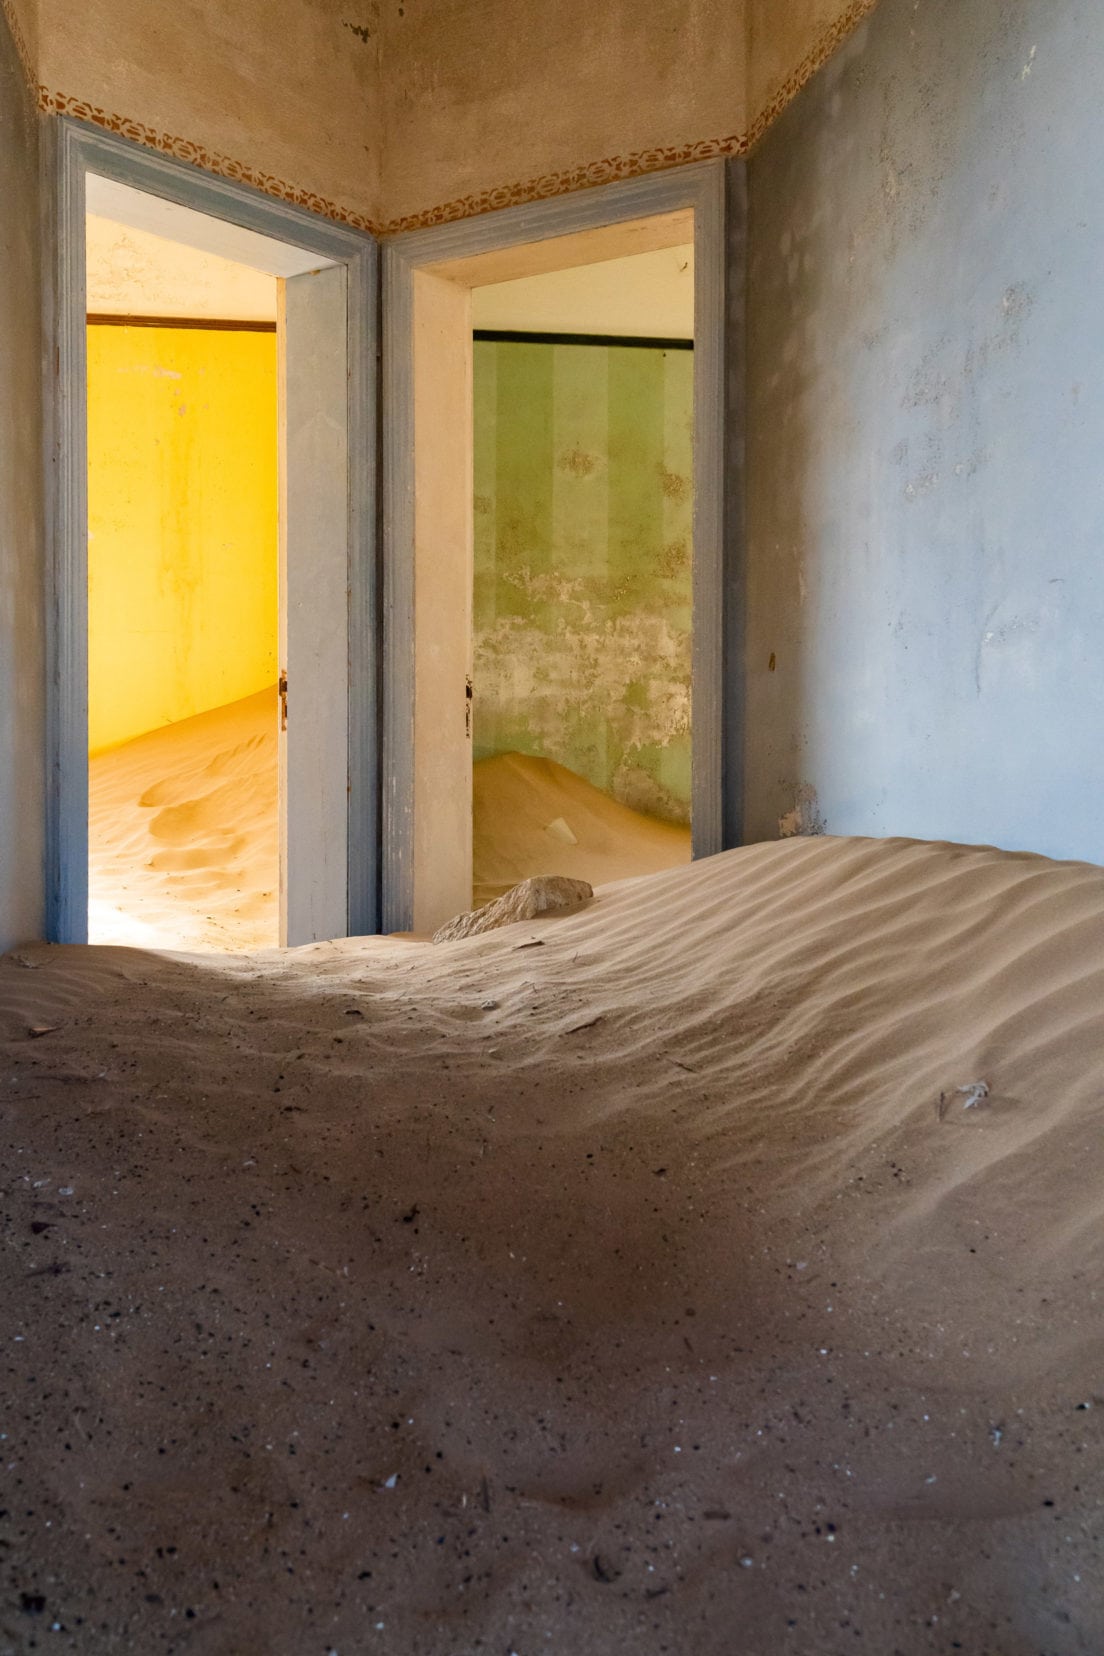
86, 324, 278, 755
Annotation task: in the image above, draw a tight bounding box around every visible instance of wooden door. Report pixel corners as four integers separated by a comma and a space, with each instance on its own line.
278, 264, 350, 945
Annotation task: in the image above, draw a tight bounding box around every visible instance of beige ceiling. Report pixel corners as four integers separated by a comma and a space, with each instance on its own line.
472, 244, 695, 340
86, 211, 696, 338
85, 214, 278, 322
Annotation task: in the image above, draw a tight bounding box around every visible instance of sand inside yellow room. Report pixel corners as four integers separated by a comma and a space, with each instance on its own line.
88, 687, 281, 950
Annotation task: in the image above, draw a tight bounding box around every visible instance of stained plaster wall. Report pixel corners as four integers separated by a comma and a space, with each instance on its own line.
18, 0, 875, 232
746, 0, 1104, 865
380, 0, 878, 226
1, 0, 34, 75
36, 0, 382, 228
473, 340, 693, 823
0, 0, 44, 948
746, 0, 876, 136
380, 0, 747, 228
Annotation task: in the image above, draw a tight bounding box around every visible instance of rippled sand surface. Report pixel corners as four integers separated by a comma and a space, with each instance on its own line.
3, 833, 1104, 1652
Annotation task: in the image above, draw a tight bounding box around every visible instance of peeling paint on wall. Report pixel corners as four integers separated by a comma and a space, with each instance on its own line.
473, 339, 693, 824
778, 784, 826, 838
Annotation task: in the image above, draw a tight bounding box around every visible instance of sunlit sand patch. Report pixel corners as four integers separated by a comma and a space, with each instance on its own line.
88, 686, 279, 951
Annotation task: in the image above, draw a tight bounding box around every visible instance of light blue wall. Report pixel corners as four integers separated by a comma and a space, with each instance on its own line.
746, 0, 1104, 864
0, 10, 44, 947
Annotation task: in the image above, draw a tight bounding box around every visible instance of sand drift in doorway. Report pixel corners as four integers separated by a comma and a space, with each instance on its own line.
473, 337, 693, 826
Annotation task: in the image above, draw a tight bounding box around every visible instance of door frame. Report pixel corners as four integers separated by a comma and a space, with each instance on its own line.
381, 159, 730, 934
44, 117, 379, 944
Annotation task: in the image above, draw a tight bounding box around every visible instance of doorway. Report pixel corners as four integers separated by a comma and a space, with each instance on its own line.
48, 122, 378, 947
382, 163, 726, 935
85, 216, 281, 948
469, 246, 695, 906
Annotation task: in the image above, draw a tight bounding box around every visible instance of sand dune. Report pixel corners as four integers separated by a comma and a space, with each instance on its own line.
90, 695, 688, 946
473, 749, 690, 905
3, 833, 1104, 1652
88, 688, 280, 950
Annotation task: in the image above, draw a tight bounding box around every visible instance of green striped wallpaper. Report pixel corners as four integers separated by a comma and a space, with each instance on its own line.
472, 339, 693, 824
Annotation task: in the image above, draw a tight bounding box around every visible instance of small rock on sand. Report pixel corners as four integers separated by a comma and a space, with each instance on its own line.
433, 876, 594, 943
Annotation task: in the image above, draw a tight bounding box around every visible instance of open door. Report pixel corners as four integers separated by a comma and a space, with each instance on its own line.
279, 264, 351, 946
410, 269, 474, 935
50, 125, 379, 948
383, 168, 725, 938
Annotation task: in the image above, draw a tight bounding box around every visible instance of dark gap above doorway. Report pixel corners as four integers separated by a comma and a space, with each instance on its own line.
87, 313, 276, 332
474, 328, 693, 351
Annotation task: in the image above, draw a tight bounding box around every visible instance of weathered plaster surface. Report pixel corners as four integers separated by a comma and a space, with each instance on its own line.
19, 0, 882, 233
380, 0, 884, 227
747, 0, 1104, 865
380, 0, 746, 228
38, 0, 383, 228
746, 0, 878, 141
0, 0, 34, 81
473, 340, 693, 823
0, 0, 44, 947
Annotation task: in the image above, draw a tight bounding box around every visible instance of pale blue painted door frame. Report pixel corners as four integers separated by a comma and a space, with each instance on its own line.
44, 117, 379, 943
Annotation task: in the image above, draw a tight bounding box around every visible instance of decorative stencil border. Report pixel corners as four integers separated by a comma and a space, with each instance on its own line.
744, 0, 881, 152
385, 132, 749, 235
22, 0, 881, 240
36, 86, 382, 235
386, 0, 882, 232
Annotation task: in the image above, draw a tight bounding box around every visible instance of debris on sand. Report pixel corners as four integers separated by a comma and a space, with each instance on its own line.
937, 1078, 991, 1120
432, 875, 594, 943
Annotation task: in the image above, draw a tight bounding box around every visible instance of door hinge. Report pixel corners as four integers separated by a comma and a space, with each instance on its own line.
279, 672, 288, 730
465, 676, 473, 738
